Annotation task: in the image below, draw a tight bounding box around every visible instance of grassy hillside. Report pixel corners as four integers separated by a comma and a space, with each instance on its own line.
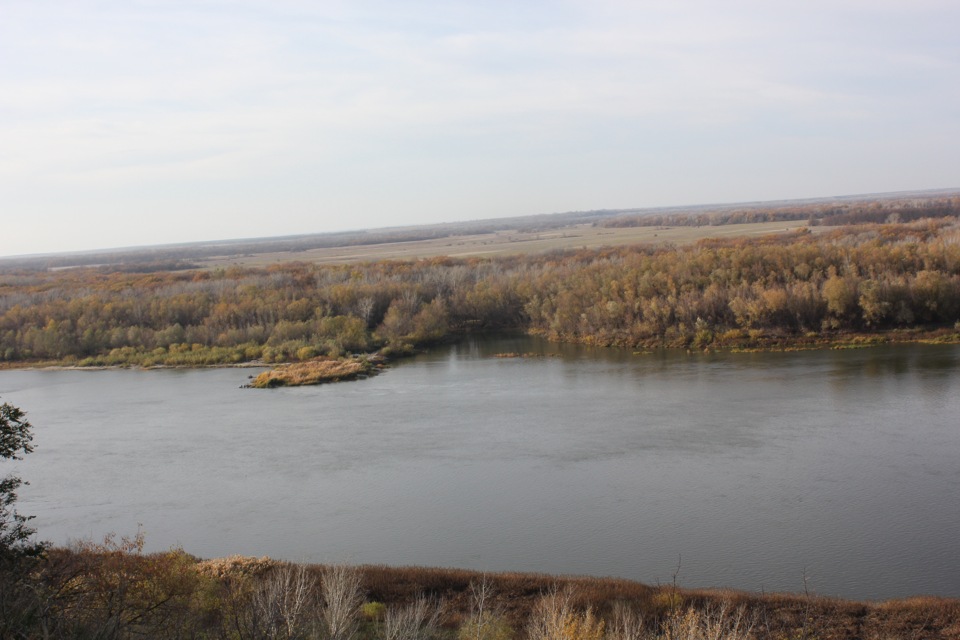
4, 544, 958, 639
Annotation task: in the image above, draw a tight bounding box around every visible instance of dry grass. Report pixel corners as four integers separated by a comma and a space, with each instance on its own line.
18, 551, 960, 639
348, 565, 960, 640
358, 565, 656, 628
195, 554, 278, 580
250, 357, 375, 388
198, 221, 813, 268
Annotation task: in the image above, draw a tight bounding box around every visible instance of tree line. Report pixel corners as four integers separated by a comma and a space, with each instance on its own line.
2, 218, 960, 366
595, 197, 960, 230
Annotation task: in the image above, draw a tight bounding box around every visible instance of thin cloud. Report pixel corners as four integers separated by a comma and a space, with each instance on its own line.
1, 0, 958, 255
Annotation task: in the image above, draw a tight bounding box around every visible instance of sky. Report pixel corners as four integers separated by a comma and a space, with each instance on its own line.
2, 0, 959, 257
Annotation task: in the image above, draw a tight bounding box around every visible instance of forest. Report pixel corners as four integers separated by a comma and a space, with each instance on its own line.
4, 213, 960, 638
2, 217, 960, 369
595, 195, 960, 229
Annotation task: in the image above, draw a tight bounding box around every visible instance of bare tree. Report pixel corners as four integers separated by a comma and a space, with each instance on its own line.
527, 587, 604, 640
251, 563, 317, 640
320, 565, 363, 640
356, 297, 376, 327
383, 596, 442, 640
606, 602, 645, 640
526, 587, 575, 640
660, 601, 755, 640
461, 576, 511, 640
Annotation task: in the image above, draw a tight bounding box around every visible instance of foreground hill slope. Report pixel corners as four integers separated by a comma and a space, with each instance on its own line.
5, 543, 960, 639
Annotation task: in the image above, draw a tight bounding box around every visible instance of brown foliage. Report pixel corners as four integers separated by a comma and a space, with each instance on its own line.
2, 218, 960, 367
250, 357, 375, 388
5, 550, 960, 639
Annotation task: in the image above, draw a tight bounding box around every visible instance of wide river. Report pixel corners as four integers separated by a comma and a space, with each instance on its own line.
3, 337, 959, 601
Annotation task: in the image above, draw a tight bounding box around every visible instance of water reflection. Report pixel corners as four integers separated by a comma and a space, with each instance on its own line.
823, 344, 959, 403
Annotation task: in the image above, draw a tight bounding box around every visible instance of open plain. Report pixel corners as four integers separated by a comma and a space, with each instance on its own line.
197, 220, 812, 268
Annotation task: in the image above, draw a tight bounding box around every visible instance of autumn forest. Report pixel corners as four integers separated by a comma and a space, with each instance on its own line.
3, 215, 960, 370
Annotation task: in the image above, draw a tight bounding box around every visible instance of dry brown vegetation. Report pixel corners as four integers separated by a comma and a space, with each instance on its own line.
250, 357, 379, 388
4, 544, 959, 639
3, 217, 960, 370
196, 220, 812, 269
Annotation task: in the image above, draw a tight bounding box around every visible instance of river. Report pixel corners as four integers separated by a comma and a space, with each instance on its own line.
2, 337, 959, 600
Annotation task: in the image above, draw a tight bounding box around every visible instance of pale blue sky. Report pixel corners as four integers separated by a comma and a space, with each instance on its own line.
2, 0, 958, 256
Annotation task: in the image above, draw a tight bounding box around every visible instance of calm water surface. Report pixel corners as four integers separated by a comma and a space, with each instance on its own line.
3, 337, 959, 600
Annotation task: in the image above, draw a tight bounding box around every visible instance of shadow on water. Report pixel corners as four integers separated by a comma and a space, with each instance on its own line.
826, 343, 959, 377
445, 334, 960, 398
821, 343, 960, 399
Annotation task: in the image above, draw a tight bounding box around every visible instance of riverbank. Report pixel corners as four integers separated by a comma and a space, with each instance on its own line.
8, 549, 960, 639
4, 325, 960, 374
345, 563, 960, 640
629, 326, 960, 353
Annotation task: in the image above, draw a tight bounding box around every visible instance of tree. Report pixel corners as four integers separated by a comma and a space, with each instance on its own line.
321, 564, 364, 640
0, 398, 45, 566
460, 576, 513, 640
0, 399, 46, 638
384, 595, 442, 640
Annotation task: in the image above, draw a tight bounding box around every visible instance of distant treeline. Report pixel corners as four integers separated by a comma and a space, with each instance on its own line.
2, 218, 960, 366
0, 210, 616, 272
7, 191, 957, 273
596, 197, 960, 229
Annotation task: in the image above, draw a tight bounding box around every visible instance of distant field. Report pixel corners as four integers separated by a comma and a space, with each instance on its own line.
199, 219, 812, 267
4, 188, 953, 271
